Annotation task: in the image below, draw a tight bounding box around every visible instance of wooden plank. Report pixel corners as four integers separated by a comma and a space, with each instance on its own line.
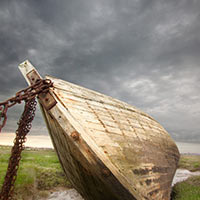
18, 60, 42, 84
18, 60, 180, 200
48, 93, 142, 199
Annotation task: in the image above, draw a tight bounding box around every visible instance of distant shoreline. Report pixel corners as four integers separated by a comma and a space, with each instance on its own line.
0, 133, 199, 154
0, 144, 199, 156
175, 141, 200, 154
0, 132, 54, 148
0, 145, 53, 151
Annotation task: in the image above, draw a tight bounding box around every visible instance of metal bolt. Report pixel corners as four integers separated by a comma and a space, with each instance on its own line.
70, 131, 79, 141
102, 168, 111, 177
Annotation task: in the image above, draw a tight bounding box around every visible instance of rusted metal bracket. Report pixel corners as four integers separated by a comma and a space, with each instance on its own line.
27, 69, 41, 84
38, 92, 57, 110
26, 69, 57, 111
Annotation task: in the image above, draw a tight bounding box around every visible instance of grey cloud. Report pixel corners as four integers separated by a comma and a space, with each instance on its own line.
0, 1, 200, 142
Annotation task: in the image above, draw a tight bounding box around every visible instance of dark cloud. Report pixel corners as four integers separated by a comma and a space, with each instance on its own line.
0, 0, 200, 142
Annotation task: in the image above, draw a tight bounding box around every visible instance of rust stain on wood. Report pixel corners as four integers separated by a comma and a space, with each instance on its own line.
70, 131, 80, 141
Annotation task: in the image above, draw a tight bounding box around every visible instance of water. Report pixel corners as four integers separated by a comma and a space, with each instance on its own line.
172, 169, 200, 186
0, 133, 54, 148
1, 133, 199, 154
47, 189, 84, 200
176, 141, 200, 154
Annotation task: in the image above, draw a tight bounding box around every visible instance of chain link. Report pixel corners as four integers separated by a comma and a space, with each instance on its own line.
0, 79, 53, 132
0, 79, 53, 200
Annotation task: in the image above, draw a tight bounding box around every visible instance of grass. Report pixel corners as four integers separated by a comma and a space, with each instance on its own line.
171, 176, 200, 200
171, 154, 200, 200
0, 145, 71, 200
178, 154, 200, 172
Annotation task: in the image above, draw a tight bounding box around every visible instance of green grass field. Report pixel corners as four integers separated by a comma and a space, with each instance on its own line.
171, 154, 200, 200
171, 176, 200, 200
0, 146, 71, 200
178, 154, 200, 172
0, 146, 200, 200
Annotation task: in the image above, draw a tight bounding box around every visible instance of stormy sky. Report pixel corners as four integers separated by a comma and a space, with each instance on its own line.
0, 0, 200, 142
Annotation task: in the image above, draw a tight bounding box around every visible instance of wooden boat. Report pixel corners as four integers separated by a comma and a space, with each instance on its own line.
19, 60, 180, 200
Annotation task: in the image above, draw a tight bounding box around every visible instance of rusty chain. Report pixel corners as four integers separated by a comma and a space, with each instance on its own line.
0, 79, 53, 200
0, 79, 53, 132
0, 98, 37, 200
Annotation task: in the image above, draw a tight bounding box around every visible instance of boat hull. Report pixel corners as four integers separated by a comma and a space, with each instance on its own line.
18, 61, 180, 200
40, 105, 136, 200
38, 76, 180, 200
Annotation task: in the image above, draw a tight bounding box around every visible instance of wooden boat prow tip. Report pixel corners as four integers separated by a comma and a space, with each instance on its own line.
19, 60, 180, 200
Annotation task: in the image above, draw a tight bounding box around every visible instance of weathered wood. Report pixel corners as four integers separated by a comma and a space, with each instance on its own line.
19, 60, 180, 200
39, 101, 137, 200
19, 60, 42, 84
